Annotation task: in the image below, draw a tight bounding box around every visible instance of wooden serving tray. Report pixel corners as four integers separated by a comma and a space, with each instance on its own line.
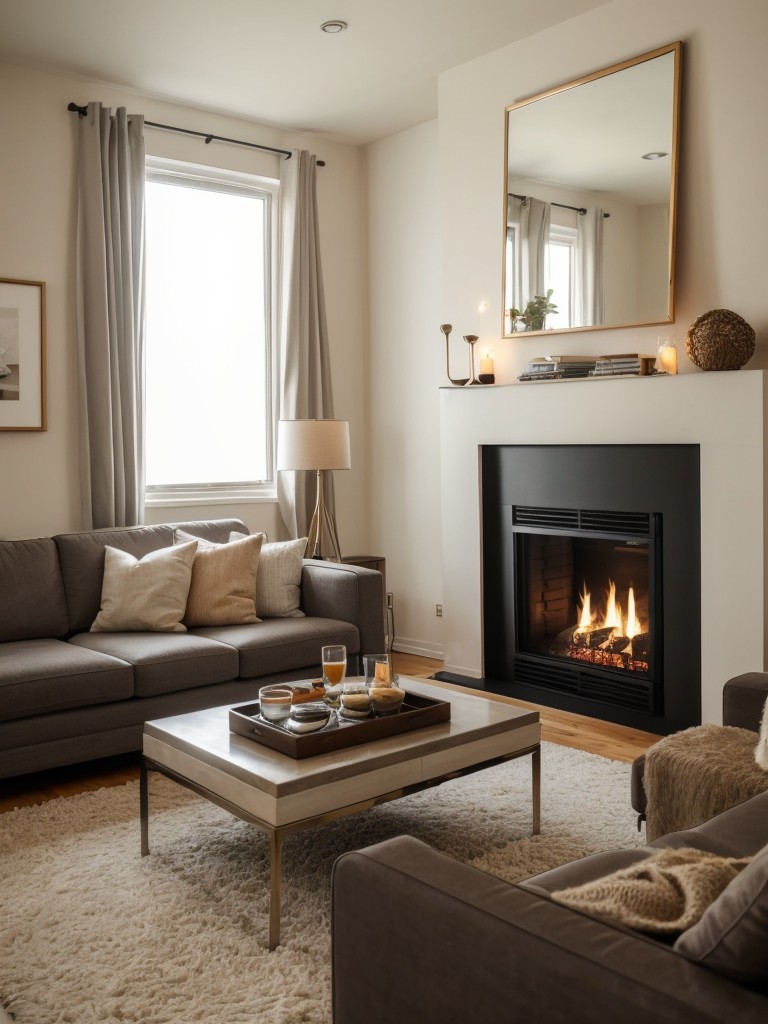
229, 691, 451, 759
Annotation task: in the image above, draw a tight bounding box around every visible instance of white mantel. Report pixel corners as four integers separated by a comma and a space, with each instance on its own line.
439, 370, 768, 725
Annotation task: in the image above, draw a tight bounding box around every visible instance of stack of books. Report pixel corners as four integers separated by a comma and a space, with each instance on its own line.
518, 355, 597, 382
590, 354, 657, 377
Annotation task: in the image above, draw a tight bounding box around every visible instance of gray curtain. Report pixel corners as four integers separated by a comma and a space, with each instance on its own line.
75, 103, 146, 529
277, 150, 336, 542
513, 196, 551, 315
576, 206, 605, 327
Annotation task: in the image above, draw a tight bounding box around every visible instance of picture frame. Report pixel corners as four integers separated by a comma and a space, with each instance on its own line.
0, 278, 46, 431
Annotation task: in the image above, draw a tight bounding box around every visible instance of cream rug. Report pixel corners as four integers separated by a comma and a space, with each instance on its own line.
0, 742, 643, 1024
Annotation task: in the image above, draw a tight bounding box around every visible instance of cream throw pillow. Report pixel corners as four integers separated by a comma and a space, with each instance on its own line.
755, 697, 768, 769
90, 541, 198, 633
174, 529, 263, 627
231, 533, 306, 618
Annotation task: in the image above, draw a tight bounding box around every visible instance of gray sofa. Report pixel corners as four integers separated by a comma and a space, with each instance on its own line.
332, 673, 768, 1023
0, 518, 384, 779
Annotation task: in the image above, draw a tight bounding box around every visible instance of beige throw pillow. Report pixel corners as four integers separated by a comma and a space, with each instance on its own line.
90, 541, 198, 633
231, 533, 306, 618
755, 697, 768, 769
174, 529, 263, 627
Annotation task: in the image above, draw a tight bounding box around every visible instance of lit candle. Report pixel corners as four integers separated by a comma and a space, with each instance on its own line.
480, 355, 494, 376
658, 342, 678, 375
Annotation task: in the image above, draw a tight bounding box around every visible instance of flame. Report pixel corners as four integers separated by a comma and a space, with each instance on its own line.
575, 580, 645, 638
577, 584, 592, 630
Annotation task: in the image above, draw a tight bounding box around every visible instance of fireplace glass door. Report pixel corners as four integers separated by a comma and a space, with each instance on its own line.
512, 506, 661, 712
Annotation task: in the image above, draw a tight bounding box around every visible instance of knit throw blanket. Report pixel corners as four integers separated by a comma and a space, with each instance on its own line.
643, 723, 768, 842
552, 848, 750, 934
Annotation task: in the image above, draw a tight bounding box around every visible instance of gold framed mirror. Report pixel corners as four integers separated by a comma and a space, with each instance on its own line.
502, 41, 682, 338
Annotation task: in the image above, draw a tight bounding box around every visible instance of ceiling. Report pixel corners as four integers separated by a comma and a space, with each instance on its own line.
0, 0, 611, 145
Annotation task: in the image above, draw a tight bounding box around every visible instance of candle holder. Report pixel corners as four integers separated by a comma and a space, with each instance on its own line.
440, 324, 470, 386
656, 336, 678, 375
463, 335, 482, 385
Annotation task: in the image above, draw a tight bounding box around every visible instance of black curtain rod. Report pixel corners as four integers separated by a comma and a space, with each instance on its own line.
509, 192, 609, 218
67, 103, 325, 166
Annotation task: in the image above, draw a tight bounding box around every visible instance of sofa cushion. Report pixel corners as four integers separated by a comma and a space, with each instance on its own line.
675, 841, 768, 986
91, 542, 198, 633
54, 519, 247, 632
69, 631, 239, 697
174, 529, 263, 627
0, 537, 69, 643
192, 616, 357, 679
0, 638, 133, 722
231, 533, 306, 618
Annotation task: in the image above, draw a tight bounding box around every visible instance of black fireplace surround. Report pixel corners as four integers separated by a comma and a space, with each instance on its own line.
481, 444, 701, 734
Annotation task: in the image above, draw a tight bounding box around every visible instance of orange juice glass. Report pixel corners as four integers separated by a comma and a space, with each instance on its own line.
322, 645, 347, 686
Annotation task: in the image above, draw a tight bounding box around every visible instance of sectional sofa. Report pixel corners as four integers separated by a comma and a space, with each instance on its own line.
0, 518, 385, 778
332, 673, 768, 1022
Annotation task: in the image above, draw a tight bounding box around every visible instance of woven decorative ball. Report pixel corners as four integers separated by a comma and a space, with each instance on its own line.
685, 309, 755, 371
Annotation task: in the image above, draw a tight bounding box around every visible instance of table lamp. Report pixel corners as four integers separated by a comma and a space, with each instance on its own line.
277, 419, 351, 561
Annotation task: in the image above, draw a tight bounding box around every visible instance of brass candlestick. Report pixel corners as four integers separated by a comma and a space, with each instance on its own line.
440, 324, 470, 386
463, 335, 482, 384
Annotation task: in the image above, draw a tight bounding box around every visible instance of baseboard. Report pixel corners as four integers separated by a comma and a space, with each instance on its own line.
391, 637, 444, 660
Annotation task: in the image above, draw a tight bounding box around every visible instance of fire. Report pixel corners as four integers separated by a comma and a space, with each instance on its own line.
575, 579, 645, 640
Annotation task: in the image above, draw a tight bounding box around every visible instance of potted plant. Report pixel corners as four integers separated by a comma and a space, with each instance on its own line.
520, 289, 558, 331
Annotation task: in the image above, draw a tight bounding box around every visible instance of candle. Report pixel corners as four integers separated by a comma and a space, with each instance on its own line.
480, 355, 494, 376
658, 341, 678, 375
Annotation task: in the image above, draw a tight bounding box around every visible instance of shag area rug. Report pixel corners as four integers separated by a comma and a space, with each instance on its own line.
0, 742, 643, 1024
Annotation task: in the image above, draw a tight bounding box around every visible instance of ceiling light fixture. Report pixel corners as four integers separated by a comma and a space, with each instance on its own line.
320, 20, 348, 33
641, 151, 668, 160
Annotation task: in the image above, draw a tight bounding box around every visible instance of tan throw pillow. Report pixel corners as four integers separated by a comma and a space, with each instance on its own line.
174, 529, 263, 627
230, 533, 306, 618
90, 541, 198, 633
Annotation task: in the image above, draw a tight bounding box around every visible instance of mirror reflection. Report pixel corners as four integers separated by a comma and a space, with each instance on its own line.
503, 42, 681, 337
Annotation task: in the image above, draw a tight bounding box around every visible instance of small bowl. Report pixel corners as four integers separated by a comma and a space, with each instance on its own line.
286, 701, 332, 733
369, 684, 405, 716
340, 683, 372, 718
259, 685, 294, 722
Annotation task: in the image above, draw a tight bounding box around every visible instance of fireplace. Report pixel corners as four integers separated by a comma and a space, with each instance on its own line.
482, 444, 700, 734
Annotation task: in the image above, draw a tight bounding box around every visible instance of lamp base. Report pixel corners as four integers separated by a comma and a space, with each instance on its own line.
305, 469, 343, 562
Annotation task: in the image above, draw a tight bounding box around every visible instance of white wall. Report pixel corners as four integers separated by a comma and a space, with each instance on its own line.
366, 121, 444, 659
363, 0, 768, 660
440, 0, 768, 382
0, 62, 368, 549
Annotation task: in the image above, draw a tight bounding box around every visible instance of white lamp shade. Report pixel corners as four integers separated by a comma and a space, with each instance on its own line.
277, 419, 351, 471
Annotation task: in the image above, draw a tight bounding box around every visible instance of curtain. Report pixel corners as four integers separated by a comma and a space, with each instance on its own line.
75, 103, 146, 529
512, 196, 551, 316
576, 206, 605, 327
277, 149, 336, 543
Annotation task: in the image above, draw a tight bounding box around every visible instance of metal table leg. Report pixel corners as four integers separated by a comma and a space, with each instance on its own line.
532, 744, 541, 835
140, 757, 150, 857
268, 829, 286, 950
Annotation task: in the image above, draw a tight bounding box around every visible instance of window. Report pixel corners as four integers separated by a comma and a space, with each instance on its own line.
545, 225, 576, 330
144, 158, 278, 503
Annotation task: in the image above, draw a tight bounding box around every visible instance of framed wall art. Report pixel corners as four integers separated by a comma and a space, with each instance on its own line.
0, 278, 46, 430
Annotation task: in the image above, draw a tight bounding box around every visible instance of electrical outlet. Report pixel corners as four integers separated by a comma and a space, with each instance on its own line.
386, 592, 394, 609
436, 604, 443, 617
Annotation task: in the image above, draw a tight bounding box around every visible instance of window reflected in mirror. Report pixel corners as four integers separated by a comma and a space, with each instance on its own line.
503, 42, 681, 337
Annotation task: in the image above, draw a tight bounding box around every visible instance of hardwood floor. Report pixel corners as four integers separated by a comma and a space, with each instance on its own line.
0, 654, 662, 814
395, 653, 662, 763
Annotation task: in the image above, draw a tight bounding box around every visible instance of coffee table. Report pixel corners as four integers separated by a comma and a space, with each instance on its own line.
140, 677, 541, 949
